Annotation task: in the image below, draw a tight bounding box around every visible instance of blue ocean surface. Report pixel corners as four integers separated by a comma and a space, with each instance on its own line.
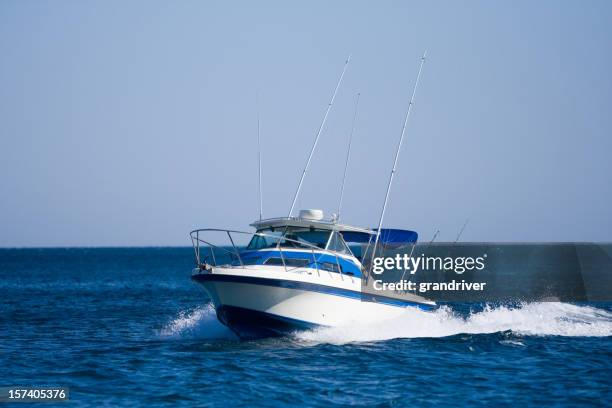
1, 248, 611, 407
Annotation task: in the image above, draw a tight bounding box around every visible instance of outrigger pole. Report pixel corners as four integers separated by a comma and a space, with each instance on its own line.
288, 56, 351, 218
370, 51, 427, 275
336, 93, 361, 222
256, 91, 263, 221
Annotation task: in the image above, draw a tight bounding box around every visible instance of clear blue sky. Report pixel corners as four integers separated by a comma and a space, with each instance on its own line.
1, 1, 611, 246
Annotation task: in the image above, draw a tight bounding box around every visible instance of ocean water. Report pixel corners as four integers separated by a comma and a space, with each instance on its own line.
1, 248, 611, 407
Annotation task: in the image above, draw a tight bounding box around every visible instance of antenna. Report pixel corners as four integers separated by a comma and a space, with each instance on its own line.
370, 51, 427, 271
454, 218, 469, 243
336, 92, 361, 222
288, 55, 351, 218
256, 91, 263, 221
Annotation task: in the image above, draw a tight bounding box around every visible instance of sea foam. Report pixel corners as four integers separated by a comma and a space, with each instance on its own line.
159, 303, 237, 340
160, 302, 612, 344
295, 302, 612, 344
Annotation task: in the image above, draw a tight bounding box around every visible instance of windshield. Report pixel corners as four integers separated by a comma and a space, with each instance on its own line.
327, 231, 351, 255
247, 228, 331, 250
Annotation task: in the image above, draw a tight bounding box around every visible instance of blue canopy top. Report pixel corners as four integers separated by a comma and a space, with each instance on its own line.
341, 229, 418, 244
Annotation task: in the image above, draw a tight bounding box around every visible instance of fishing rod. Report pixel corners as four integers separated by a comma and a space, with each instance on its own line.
430, 229, 440, 244
454, 218, 469, 243
396, 228, 439, 293
336, 92, 361, 222
287, 56, 351, 218
256, 91, 263, 221
368, 51, 427, 281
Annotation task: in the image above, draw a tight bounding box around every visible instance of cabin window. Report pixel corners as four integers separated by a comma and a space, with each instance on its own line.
263, 257, 343, 273
320, 262, 342, 273
264, 257, 310, 268
326, 231, 351, 255
247, 228, 331, 250
283, 230, 330, 249
247, 230, 284, 249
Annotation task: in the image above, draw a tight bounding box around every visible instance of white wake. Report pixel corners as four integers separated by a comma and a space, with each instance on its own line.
159, 303, 237, 340
295, 302, 612, 344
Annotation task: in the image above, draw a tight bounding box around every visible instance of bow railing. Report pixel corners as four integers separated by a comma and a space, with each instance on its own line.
189, 228, 355, 279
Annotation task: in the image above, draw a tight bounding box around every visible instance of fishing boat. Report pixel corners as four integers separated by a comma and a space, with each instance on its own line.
190, 211, 434, 339
190, 53, 434, 339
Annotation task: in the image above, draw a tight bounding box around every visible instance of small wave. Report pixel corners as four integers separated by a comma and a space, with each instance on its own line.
159, 304, 237, 341
295, 302, 612, 344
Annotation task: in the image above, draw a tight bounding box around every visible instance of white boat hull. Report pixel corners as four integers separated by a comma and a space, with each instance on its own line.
192, 266, 434, 339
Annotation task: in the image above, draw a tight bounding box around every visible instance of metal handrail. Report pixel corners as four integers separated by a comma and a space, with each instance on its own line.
189, 228, 356, 277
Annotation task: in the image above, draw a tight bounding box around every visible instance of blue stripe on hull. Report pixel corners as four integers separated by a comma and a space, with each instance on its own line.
216, 305, 320, 340
191, 273, 434, 310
